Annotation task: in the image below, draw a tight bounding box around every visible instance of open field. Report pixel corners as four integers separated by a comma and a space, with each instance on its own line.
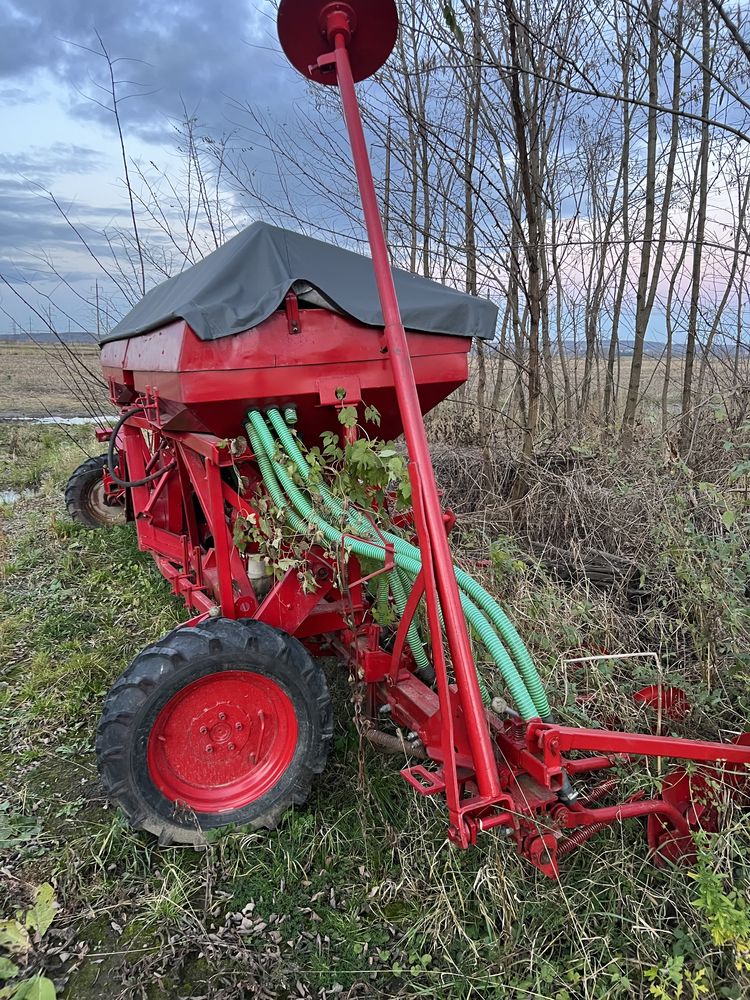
0, 341, 684, 424
0, 341, 702, 423
0, 343, 109, 418
1, 340, 743, 435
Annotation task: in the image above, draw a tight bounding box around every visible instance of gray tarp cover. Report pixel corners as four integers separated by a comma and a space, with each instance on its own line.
102, 222, 497, 345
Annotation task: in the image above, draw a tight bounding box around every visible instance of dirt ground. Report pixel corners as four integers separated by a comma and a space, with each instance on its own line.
0, 343, 110, 418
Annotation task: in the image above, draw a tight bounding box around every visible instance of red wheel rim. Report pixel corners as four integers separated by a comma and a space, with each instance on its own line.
646, 769, 719, 865
147, 670, 298, 813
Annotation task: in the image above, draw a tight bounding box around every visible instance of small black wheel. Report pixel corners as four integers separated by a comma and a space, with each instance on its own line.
96, 618, 333, 846
65, 455, 127, 529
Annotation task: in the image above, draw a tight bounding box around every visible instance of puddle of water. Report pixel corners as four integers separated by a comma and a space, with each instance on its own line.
0, 488, 34, 504
1, 415, 117, 426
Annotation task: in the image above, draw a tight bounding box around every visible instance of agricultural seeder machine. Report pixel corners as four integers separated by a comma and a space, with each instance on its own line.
65, 0, 750, 876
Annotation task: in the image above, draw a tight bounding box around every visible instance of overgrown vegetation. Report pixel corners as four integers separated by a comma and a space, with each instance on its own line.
1, 422, 749, 998
0, 424, 95, 493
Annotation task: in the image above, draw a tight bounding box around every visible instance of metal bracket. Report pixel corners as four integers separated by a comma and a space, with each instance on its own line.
400, 765, 445, 796
284, 291, 301, 334
317, 375, 362, 406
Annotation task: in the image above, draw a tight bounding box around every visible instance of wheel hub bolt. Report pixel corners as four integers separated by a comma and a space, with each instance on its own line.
235, 722, 243, 731
205, 745, 214, 754
218, 712, 227, 721
199, 726, 208, 734
228, 742, 236, 751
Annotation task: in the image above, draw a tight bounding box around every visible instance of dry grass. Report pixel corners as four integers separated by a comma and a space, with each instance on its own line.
0, 342, 109, 418
1, 392, 750, 997
1, 423, 750, 998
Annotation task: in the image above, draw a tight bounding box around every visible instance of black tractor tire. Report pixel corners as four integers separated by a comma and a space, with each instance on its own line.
65, 454, 127, 529
96, 618, 333, 846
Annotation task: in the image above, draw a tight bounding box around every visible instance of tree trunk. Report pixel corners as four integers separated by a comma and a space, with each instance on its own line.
621, 0, 661, 447
680, 0, 712, 454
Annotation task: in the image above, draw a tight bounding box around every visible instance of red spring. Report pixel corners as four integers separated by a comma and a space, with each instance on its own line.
557, 782, 646, 859
556, 779, 619, 858
582, 777, 619, 806
557, 822, 609, 859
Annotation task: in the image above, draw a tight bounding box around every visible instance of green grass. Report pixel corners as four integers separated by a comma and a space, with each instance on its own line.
0, 422, 98, 492
1, 425, 750, 998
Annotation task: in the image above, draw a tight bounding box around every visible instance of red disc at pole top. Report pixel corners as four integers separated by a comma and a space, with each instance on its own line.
277, 0, 398, 85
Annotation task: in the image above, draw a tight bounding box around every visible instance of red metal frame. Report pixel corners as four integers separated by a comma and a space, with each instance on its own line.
92, 0, 750, 875
98, 397, 750, 874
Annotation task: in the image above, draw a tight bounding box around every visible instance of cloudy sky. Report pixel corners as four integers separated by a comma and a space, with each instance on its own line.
3, 1, 747, 344
0, 0, 316, 333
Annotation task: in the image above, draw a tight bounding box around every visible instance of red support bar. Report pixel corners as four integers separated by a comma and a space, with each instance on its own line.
388, 569, 425, 683
179, 447, 236, 617
561, 799, 691, 839
257, 562, 334, 634
329, 29, 500, 801
137, 522, 187, 564
169, 430, 238, 465
530, 722, 750, 768
564, 755, 623, 776
407, 465, 462, 820
204, 458, 237, 617
138, 464, 173, 519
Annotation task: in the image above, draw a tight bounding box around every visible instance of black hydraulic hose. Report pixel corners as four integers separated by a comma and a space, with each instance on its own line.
107, 406, 176, 488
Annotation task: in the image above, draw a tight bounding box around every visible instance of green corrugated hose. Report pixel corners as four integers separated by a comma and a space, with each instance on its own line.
246, 414, 507, 710
264, 407, 551, 720
248, 409, 549, 717
246, 411, 544, 720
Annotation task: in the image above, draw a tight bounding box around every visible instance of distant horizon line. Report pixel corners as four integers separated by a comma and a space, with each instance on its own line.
0, 330, 746, 357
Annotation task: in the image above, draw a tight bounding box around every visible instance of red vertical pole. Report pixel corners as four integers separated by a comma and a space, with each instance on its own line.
331, 31, 500, 799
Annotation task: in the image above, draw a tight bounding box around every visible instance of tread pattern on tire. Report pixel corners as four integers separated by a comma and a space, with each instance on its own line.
65, 454, 126, 529
96, 617, 333, 846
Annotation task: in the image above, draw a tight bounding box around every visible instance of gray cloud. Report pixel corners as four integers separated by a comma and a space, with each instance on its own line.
0, 143, 124, 275
1, 0, 302, 140
0, 1, 317, 329
0, 83, 38, 104
0, 181, 130, 266
0, 143, 107, 181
